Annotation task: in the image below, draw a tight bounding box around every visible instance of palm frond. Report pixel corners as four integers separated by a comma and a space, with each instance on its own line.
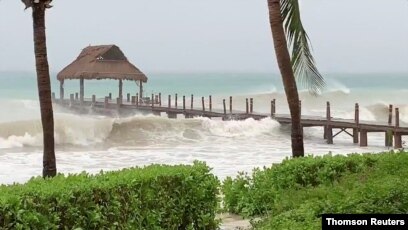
280, 0, 325, 95
21, 0, 53, 10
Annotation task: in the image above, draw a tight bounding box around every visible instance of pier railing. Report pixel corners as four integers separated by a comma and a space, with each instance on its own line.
52, 92, 407, 149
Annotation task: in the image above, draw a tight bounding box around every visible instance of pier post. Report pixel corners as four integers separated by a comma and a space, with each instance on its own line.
80, 78, 84, 104
92, 95, 96, 104
60, 80, 64, 100
168, 95, 171, 108
175, 94, 178, 108
360, 130, 368, 147
394, 108, 402, 148
131, 96, 136, 105
250, 98, 253, 114
151, 94, 154, 107
223, 99, 227, 120
229, 96, 232, 114
271, 99, 276, 118
353, 103, 359, 143
70, 94, 74, 105
246, 98, 249, 114
326, 101, 333, 144
167, 112, 177, 119
52, 92, 55, 100
75, 92, 79, 101
386, 105, 393, 147
116, 97, 122, 109
183, 96, 186, 111
136, 93, 139, 106
109, 93, 112, 100
202, 97, 205, 111
209, 95, 212, 111
127, 93, 130, 103
191, 94, 194, 110
104, 97, 109, 109
118, 80, 123, 101
155, 95, 159, 104
139, 80, 143, 99
159, 93, 162, 106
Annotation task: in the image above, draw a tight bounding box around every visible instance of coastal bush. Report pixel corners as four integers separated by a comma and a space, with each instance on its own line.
0, 161, 220, 229
222, 151, 408, 229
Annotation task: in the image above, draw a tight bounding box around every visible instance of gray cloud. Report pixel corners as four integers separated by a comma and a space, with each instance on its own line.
0, 0, 407, 73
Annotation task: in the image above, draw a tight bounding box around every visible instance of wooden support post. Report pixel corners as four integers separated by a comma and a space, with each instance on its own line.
118, 79, 123, 101
360, 130, 368, 147
80, 77, 84, 104
202, 97, 205, 111
183, 96, 186, 111
104, 96, 109, 108
229, 96, 232, 114
246, 98, 249, 114
209, 95, 212, 111
139, 80, 143, 99
326, 101, 333, 144
353, 103, 359, 144
75, 92, 79, 100
168, 95, 171, 108
60, 80, 64, 100
52, 92, 55, 100
92, 95, 96, 103
395, 108, 402, 148
386, 105, 393, 147
175, 94, 178, 108
271, 99, 276, 118
159, 93, 162, 106
151, 94, 154, 107
223, 99, 227, 119
127, 93, 130, 103
136, 93, 139, 106
109, 93, 112, 100
388, 105, 393, 125
131, 96, 136, 105
167, 112, 177, 119
116, 97, 121, 108
250, 98, 253, 114
70, 94, 74, 105
191, 94, 194, 110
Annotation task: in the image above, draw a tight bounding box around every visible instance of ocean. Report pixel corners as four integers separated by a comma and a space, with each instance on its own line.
0, 72, 407, 185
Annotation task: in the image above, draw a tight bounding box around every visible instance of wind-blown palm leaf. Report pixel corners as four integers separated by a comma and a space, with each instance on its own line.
280, 0, 325, 94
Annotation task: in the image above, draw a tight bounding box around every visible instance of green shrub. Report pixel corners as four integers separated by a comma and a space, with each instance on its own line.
222, 153, 379, 216
0, 161, 220, 229
222, 151, 408, 229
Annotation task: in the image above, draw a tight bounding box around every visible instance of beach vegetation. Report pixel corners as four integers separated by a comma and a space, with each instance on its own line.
0, 161, 219, 229
222, 151, 408, 229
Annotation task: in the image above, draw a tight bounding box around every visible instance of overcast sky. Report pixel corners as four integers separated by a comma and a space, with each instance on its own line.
0, 0, 407, 74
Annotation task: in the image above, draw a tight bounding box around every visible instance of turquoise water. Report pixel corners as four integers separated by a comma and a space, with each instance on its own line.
0, 71, 407, 185
1, 72, 407, 100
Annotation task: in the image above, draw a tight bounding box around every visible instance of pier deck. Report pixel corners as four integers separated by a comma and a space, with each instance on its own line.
53, 93, 408, 149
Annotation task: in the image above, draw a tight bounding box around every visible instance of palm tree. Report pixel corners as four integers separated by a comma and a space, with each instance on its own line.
267, 0, 324, 157
22, 0, 56, 177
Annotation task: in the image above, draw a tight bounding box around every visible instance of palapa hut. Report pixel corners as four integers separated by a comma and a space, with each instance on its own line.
57, 45, 147, 102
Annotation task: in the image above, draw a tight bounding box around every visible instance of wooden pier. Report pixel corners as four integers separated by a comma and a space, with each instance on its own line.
52, 92, 408, 149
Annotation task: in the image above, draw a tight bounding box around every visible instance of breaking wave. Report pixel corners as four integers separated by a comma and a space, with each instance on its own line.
0, 113, 281, 149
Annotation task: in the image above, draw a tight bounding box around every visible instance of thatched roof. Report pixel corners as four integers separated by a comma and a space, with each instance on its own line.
57, 45, 147, 82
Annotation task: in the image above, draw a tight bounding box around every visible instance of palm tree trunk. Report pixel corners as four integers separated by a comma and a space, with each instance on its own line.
267, 0, 304, 157
32, 3, 57, 177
